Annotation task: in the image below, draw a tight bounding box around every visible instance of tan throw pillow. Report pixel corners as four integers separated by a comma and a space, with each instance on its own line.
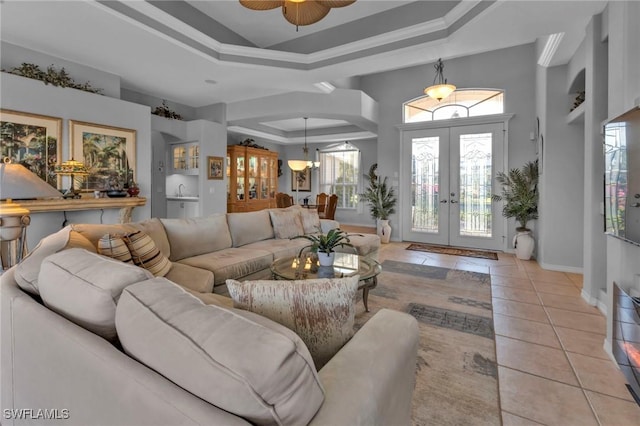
227, 276, 360, 369
116, 278, 325, 426
122, 231, 171, 277
98, 234, 133, 263
300, 208, 322, 234
38, 248, 153, 341
269, 209, 305, 239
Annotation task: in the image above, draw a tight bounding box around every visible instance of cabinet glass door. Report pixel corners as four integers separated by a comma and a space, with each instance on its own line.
269, 157, 277, 199
260, 156, 269, 199
236, 155, 245, 201
173, 146, 186, 171
188, 144, 199, 170
248, 154, 258, 200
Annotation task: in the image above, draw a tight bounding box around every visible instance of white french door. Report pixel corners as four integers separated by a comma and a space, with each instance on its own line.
401, 122, 505, 250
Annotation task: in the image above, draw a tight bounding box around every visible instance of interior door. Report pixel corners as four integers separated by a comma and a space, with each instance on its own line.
401, 123, 505, 250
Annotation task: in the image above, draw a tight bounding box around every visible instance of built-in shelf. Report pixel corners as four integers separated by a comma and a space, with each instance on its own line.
3, 197, 147, 223
567, 103, 585, 124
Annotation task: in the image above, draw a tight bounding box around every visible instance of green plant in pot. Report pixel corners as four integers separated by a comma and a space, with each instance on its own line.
293, 228, 361, 267
492, 159, 539, 260
360, 163, 397, 243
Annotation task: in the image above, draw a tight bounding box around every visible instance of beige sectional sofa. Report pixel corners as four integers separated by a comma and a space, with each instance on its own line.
71, 206, 380, 299
0, 208, 419, 426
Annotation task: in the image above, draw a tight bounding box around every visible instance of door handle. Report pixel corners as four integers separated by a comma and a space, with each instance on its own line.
450, 200, 459, 204
440, 200, 448, 203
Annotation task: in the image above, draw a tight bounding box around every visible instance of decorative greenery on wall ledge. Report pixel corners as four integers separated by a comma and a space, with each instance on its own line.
2, 63, 103, 94
151, 100, 183, 120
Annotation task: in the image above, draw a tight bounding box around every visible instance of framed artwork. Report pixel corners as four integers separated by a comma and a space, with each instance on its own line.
208, 156, 224, 180
0, 109, 62, 188
291, 168, 311, 192
70, 120, 136, 191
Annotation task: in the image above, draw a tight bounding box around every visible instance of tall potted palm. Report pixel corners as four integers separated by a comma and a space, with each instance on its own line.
492, 159, 539, 260
360, 164, 397, 243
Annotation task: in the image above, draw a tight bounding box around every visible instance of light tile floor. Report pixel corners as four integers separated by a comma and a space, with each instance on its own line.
350, 233, 640, 426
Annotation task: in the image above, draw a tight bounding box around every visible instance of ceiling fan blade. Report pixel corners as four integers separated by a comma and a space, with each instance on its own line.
239, 0, 283, 11
283, 1, 330, 26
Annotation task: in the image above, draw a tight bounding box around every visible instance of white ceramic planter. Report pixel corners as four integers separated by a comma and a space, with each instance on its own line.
377, 219, 392, 244
318, 251, 335, 266
513, 230, 535, 260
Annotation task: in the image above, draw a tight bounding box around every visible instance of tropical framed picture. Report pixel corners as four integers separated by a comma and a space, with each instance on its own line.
291, 167, 311, 192
208, 156, 224, 180
69, 120, 136, 192
0, 109, 62, 188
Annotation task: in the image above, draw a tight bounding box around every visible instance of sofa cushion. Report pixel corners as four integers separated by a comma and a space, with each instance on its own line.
161, 215, 232, 261
336, 233, 381, 258
98, 234, 133, 263
226, 210, 274, 247
241, 238, 310, 260
178, 247, 273, 286
38, 248, 153, 340
300, 208, 322, 234
226, 276, 359, 369
116, 278, 324, 426
15, 226, 96, 295
122, 231, 172, 277
269, 209, 304, 239
164, 262, 214, 293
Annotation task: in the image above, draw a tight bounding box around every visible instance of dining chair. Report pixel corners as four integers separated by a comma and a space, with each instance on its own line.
316, 193, 328, 214
319, 194, 338, 220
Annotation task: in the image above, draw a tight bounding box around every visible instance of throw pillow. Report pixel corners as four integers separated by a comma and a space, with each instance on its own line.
268, 209, 304, 239
122, 230, 172, 277
116, 278, 325, 426
15, 226, 95, 295
38, 248, 153, 341
226, 275, 360, 369
300, 208, 322, 234
97, 234, 133, 263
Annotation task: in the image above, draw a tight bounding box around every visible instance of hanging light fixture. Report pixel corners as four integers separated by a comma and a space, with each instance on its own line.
240, 0, 356, 31
288, 117, 319, 171
424, 58, 456, 101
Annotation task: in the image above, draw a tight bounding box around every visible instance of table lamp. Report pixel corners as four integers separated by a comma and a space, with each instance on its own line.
0, 158, 62, 268
54, 158, 89, 198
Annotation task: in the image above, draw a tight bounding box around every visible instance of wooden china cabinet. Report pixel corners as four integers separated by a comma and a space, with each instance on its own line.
226, 145, 278, 212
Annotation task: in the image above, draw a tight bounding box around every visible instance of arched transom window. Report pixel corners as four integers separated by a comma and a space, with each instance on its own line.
403, 89, 504, 123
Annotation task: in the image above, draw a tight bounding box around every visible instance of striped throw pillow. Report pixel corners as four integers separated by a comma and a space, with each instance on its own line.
98, 234, 132, 263
122, 231, 172, 277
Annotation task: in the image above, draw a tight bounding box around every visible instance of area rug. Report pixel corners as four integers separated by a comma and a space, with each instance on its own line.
354, 259, 500, 425
406, 243, 499, 260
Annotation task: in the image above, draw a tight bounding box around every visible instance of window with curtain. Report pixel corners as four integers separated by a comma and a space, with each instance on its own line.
318, 145, 359, 209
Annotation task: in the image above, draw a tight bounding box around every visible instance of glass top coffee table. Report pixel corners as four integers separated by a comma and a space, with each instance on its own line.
270, 252, 381, 312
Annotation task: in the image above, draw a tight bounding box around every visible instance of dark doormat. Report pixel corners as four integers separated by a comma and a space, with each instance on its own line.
406, 243, 499, 260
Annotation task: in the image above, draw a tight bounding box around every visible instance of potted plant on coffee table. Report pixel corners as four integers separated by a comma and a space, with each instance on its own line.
293, 228, 360, 266
492, 159, 539, 260
360, 163, 397, 243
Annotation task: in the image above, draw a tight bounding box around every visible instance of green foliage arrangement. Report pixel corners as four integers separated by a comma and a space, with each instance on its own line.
492, 159, 539, 231
151, 100, 183, 120
293, 228, 361, 254
3, 63, 102, 94
360, 163, 397, 220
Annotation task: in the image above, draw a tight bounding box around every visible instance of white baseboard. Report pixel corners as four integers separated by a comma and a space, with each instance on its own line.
538, 261, 584, 274
596, 297, 607, 315
581, 288, 599, 307
603, 338, 617, 366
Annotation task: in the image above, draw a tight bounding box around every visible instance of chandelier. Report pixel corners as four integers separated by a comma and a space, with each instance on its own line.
424, 58, 456, 101
288, 117, 319, 171
239, 0, 357, 30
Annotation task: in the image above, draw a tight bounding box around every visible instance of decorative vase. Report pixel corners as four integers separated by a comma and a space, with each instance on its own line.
318, 251, 335, 267
377, 219, 392, 244
513, 229, 535, 260
127, 185, 140, 197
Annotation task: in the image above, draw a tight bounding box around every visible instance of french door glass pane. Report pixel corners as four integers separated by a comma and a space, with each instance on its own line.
411, 137, 440, 233
459, 133, 492, 237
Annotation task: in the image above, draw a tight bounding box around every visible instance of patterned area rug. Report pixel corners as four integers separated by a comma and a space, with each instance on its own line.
406, 243, 499, 260
354, 260, 500, 425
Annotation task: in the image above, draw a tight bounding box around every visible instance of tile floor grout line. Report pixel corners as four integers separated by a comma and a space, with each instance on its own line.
533, 273, 603, 426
